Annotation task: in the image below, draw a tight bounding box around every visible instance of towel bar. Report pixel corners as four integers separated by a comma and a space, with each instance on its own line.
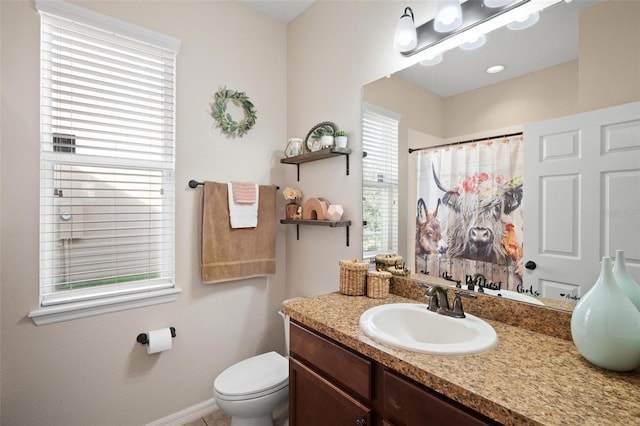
189, 180, 279, 190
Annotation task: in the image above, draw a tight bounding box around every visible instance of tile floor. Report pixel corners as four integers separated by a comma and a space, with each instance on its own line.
182, 410, 230, 426
182, 407, 288, 426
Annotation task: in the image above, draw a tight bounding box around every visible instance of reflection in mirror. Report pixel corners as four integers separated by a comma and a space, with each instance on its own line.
362, 0, 639, 312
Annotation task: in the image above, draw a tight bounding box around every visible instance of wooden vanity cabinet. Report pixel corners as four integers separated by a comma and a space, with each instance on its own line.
289, 321, 372, 425
289, 320, 501, 426
289, 358, 371, 425
383, 369, 499, 426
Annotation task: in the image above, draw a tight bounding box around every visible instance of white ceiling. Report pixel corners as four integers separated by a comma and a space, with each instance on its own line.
238, 0, 315, 24
395, 0, 601, 98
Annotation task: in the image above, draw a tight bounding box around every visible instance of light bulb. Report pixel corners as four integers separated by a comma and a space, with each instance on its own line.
393, 7, 417, 52
484, 0, 515, 8
434, 0, 463, 33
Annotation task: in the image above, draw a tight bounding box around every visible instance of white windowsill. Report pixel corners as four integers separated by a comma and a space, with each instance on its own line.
29, 287, 182, 326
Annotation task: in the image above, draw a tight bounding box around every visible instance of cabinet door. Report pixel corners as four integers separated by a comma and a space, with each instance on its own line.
290, 321, 371, 400
383, 370, 498, 426
290, 357, 371, 426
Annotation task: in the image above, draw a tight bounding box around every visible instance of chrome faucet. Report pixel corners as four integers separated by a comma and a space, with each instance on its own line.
423, 285, 476, 319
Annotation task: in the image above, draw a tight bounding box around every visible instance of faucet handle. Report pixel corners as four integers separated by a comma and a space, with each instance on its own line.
452, 292, 465, 317
452, 291, 477, 318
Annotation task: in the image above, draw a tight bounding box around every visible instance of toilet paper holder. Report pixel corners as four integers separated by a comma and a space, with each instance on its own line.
136, 327, 176, 345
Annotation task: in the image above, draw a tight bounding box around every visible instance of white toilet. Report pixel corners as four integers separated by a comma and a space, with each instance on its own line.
213, 302, 299, 426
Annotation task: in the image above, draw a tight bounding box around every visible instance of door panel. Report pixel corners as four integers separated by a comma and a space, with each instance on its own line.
524, 102, 640, 303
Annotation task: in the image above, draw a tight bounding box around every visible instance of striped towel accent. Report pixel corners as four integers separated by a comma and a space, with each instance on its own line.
231, 181, 257, 204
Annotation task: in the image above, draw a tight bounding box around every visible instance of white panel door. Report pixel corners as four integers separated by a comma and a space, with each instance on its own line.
523, 102, 640, 304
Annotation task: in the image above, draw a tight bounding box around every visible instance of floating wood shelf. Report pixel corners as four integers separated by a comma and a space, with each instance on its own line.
280, 219, 352, 246
280, 147, 352, 181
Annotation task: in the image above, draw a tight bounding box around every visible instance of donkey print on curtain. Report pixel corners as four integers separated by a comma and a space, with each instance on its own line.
415, 136, 524, 292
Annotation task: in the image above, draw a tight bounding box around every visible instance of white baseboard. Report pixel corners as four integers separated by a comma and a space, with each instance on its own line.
146, 398, 219, 426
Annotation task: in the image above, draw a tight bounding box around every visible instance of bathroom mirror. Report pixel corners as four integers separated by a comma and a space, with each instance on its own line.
362, 0, 631, 312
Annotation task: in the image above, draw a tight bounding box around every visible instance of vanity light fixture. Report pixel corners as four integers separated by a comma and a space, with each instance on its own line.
486, 64, 505, 74
484, 0, 516, 8
459, 34, 487, 50
507, 11, 540, 30
393, 7, 418, 52
419, 54, 444, 66
434, 0, 463, 33
394, 0, 562, 58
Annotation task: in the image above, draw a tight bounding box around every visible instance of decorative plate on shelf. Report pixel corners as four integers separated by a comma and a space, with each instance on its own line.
304, 121, 337, 152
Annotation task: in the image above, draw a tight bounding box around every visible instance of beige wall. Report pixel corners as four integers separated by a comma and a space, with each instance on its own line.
579, 0, 640, 111
1, 0, 638, 424
1, 1, 287, 424
444, 60, 580, 137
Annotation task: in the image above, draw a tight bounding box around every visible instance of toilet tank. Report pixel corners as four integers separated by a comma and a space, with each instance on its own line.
279, 297, 305, 356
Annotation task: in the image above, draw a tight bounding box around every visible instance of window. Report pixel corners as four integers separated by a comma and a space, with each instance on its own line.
31, 1, 181, 325
362, 103, 400, 262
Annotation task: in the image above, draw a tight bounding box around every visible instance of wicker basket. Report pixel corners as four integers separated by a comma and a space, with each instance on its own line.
374, 253, 404, 271
367, 270, 391, 299
339, 259, 369, 296
374, 253, 409, 276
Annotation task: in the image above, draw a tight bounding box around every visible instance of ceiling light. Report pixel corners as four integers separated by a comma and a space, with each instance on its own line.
419, 54, 443, 66
486, 64, 505, 74
394, 0, 563, 59
434, 0, 463, 33
507, 11, 540, 30
459, 34, 487, 50
484, 0, 516, 7
393, 7, 418, 52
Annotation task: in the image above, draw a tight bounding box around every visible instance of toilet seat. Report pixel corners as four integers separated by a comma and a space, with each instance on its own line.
214, 351, 288, 401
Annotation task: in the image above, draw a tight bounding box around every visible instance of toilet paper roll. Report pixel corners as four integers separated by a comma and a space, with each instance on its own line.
147, 328, 173, 355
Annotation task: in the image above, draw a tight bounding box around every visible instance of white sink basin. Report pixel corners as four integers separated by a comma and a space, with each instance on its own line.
359, 303, 497, 355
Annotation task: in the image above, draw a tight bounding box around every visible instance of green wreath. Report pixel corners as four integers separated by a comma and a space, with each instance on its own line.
210, 87, 257, 137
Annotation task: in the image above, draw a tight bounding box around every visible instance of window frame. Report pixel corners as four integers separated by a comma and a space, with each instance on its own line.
30, 0, 181, 325
361, 102, 400, 262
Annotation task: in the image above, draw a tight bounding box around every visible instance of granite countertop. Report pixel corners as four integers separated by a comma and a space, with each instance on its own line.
283, 291, 640, 426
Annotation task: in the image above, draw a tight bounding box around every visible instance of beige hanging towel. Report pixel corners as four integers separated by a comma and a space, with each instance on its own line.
201, 181, 276, 283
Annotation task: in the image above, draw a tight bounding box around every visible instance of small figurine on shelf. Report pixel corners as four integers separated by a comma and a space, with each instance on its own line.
283, 187, 303, 220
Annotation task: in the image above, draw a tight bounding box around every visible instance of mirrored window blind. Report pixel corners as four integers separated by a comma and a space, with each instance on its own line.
38, 6, 178, 307
362, 104, 399, 261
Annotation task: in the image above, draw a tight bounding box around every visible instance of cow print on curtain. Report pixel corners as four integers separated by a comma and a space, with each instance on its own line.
415, 136, 524, 292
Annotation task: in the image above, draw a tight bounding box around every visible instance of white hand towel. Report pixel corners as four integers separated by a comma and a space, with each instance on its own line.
227, 183, 259, 228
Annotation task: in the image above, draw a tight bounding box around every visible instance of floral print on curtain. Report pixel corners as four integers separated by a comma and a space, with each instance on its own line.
415, 136, 524, 291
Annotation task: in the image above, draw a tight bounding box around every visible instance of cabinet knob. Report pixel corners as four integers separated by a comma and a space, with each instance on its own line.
356, 419, 367, 426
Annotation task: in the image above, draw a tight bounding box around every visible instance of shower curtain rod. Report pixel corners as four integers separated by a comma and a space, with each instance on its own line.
408, 131, 523, 154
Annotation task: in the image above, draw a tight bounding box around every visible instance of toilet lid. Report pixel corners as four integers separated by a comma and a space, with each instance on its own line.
214, 352, 288, 399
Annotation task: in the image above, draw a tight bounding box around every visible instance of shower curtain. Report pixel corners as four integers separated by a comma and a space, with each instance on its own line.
415, 136, 524, 292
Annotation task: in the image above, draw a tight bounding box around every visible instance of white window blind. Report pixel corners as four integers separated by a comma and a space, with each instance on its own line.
362, 104, 399, 261
38, 4, 178, 309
